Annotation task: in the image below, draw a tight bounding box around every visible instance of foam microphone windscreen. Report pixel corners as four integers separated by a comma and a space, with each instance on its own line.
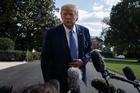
123, 66, 136, 81
67, 67, 82, 93
91, 78, 116, 93
48, 79, 60, 92
90, 49, 106, 73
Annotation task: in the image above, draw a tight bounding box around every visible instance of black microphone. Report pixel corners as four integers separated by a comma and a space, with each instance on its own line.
91, 78, 116, 93
67, 67, 82, 93
122, 66, 140, 92
90, 49, 106, 73
0, 85, 13, 93
122, 66, 136, 81
90, 49, 109, 85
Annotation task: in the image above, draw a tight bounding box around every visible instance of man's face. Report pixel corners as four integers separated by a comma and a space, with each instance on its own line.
61, 10, 78, 29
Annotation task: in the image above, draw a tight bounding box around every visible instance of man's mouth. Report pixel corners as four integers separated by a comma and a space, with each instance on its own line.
66, 21, 70, 23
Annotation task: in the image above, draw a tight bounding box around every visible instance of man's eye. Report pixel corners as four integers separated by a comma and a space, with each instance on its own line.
63, 13, 67, 16
69, 14, 73, 16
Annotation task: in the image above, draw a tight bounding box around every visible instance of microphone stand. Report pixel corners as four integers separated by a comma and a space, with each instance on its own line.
107, 71, 140, 93
101, 70, 109, 86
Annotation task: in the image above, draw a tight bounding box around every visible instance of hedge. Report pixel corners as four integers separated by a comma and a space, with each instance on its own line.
0, 50, 41, 61
0, 38, 15, 50
101, 51, 114, 58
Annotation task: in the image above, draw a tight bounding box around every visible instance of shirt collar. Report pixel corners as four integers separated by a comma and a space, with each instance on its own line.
63, 24, 76, 33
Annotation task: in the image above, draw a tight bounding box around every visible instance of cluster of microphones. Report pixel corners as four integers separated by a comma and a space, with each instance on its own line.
90, 49, 140, 93
67, 49, 140, 93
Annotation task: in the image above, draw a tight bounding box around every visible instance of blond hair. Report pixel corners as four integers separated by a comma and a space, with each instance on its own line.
61, 4, 79, 19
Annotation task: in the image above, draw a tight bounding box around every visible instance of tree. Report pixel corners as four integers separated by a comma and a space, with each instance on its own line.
101, 0, 140, 58
15, 0, 61, 51
102, 17, 110, 26
0, 0, 18, 41
0, 38, 15, 50
0, 0, 61, 51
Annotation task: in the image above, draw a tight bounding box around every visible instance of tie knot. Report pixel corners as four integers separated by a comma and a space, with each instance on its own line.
69, 30, 74, 34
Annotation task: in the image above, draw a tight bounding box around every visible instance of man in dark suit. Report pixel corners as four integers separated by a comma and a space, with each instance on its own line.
41, 4, 93, 93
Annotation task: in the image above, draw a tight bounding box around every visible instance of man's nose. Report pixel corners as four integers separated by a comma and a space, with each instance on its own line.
65, 14, 71, 18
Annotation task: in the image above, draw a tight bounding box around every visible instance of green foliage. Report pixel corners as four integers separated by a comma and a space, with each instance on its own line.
138, 59, 140, 63
101, 51, 114, 58
0, 0, 61, 51
0, 50, 26, 61
102, 17, 110, 25
14, 0, 61, 51
0, 0, 18, 41
0, 38, 15, 50
0, 50, 41, 61
102, 0, 140, 58
26, 51, 41, 61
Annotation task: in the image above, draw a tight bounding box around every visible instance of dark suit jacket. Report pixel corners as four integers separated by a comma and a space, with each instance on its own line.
41, 24, 93, 85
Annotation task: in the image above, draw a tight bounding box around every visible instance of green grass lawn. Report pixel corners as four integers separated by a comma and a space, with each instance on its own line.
104, 58, 140, 80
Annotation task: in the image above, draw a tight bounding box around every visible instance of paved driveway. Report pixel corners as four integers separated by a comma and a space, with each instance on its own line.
0, 61, 138, 93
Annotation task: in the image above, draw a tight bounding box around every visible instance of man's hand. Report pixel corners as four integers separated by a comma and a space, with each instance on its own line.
69, 59, 84, 67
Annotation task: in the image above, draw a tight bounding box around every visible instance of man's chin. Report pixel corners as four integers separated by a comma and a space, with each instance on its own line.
65, 24, 73, 29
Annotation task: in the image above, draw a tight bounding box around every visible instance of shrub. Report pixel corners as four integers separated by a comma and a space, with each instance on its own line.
138, 59, 140, 63
101, 51, 114, 58
0, 50, 41, 61
0, 38, 15, 50
26, 51, 41, 61
0, 50, 26, 61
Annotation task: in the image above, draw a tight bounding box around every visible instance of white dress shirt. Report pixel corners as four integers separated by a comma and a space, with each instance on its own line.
63, 25, 79, 57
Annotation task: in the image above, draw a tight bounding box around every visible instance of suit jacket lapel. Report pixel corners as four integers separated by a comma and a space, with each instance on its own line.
59, 24, 71, 60
76, 24, 83, 58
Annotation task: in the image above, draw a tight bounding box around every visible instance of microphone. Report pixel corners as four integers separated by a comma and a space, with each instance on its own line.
123, 67, 140, 93
91, 78, 116, 93
90, 49, 106, 73
48, 79, 60, 92
0, 85, 13, 93
67, 67, 82, 93
122, 66, 136, 81
90, 49, 110, 85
